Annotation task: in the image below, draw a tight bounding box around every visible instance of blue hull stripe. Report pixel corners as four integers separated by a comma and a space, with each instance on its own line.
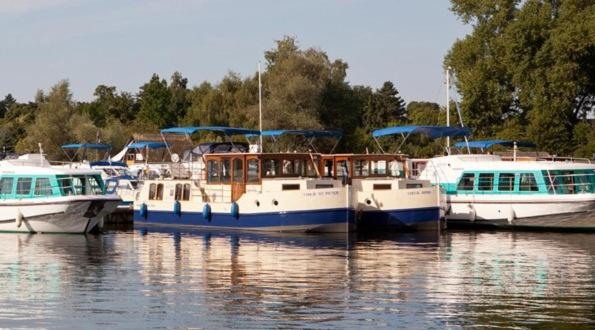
359, 207, 440, 229
134, 208, 353, 229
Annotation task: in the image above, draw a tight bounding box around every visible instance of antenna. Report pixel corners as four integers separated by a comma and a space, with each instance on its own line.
446, 67, 451, 154
258, 62, 263, 152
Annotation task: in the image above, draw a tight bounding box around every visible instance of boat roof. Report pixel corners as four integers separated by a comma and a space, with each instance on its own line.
454, 140, 536, 149
429, 154, 595, 171
127, 141, 169, 149
372, 125, 472, 139
161, 126, 260, 136
0, 154, 103, 175
249, 129, 343, 138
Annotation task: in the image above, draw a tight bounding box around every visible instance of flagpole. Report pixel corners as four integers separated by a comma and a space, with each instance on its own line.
258, 62, 263, 152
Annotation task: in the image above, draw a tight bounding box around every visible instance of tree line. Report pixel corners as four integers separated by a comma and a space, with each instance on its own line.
1, 1, 593, 161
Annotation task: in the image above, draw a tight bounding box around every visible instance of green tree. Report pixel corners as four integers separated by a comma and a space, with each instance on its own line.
0, 94, 16, 118
16, 80, 89, 159
137, 74, 174, 128
168, 72, 190, 121
446, 0, 595, 154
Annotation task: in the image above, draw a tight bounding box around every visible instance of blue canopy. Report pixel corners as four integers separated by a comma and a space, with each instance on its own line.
161, 126, 260, 136
61, 143, 112, 150
372, 126, 472, 139
127, 141, 169, 149
255, 129, 343, 138
454, 140, 536, 149
89, 161, 128, 168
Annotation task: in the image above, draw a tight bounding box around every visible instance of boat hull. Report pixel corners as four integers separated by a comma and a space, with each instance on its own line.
446, 194, 595, 230
358, 207, 441, 231
0, 197, 121, 234
133, 208, 354, 233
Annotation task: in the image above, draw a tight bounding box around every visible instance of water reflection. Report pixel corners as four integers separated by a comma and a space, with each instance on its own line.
0, 228, 592, 328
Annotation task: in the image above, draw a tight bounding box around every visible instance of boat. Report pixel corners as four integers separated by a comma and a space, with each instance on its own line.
255, 129, 442, 230
0, 153, 121, 233
133, 127, 354, 233
60, 143, 139, 212
415, 139, 595, 230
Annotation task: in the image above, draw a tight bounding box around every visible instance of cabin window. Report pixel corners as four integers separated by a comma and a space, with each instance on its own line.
149, 183, 157, 200
58, 177, 74, 195
337, 160, 349, 178
354, 160, 369, 177
207, 160, 220, 183
34, 177, 53, 196
263, 159, 281, 177
323, 160, 334, 177
457, 173, 475, 191
247, 159, 259, 182
16, 178, 32, 195
389, 161, 403, 177
156, 183, 164, 200
306, 160, 318, 177
373, 184, 391, 190
233, 158, 244, 183
282, 159, 306, 177
183, 184, 191, 201
174, 183, 183, 200
71, 177, 86, 195
0, 177, 14, 196
282, 184, 300, 190
88, 175, 104, 194
371, 160, 387, 176
519, 173, 539, 192
478, 173, 494, 191
221, 159, 231, 183
498, 173, 515, 191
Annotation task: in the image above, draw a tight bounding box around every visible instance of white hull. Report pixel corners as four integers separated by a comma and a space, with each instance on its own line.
446, 194, 595, 226
0, 197, 121, 233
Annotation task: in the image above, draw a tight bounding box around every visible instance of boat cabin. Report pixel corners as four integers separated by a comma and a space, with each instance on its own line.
319, 154, 407, 183
0, 174, 106, 199
451, 169, 595, 195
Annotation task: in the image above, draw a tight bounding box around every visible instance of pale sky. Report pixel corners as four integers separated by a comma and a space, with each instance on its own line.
0, 0, 470, 105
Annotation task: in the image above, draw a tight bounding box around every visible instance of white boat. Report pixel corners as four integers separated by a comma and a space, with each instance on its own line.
133, 127, 354, 233
320, 153, 441, 230
416, 152, 595, 230
0, 154, 121, 233
60, 143, 139, 212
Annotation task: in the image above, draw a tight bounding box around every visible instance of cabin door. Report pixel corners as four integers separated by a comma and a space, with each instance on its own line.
334, 156, 351, 185
231, 157, 246, 202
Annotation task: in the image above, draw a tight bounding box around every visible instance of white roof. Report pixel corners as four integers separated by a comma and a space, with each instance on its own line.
429, 154, 595, 171
0, 154, 102, 176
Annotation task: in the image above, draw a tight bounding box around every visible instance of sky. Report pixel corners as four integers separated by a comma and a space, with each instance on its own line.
0, 0, 470, 105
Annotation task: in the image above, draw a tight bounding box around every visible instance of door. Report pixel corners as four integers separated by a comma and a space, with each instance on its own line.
231, 157, 246, 202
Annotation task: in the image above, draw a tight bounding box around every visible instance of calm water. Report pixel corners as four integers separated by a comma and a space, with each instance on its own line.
0, 226, 593, 329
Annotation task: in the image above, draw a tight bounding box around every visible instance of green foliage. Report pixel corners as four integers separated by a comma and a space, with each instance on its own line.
447, 0, 595, 154
137, 74, 174, 128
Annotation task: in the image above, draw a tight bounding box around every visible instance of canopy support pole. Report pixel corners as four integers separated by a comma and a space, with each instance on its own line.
373, 136, 385, 154
330, 136, 341, 154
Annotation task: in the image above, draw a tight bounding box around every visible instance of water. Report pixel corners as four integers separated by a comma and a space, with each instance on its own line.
0, 226, 593, 329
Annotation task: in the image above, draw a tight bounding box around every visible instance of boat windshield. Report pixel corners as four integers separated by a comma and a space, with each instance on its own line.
57, 175, 105, 196
542, 170, 595, 194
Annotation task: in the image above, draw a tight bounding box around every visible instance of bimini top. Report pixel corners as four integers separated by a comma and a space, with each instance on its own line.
127, 141, 169, 149
161, 126, 260, 136
453, 139, 536, 149
61, 143, 112, 150
372, 126, 471, 139
254, 129, 342, 138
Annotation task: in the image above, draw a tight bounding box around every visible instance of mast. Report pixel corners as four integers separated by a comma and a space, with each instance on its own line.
446, 66, 451, 154
258, 62, 263, 152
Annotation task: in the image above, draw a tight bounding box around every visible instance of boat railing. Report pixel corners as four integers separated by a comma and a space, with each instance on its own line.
537, 156, 592, 164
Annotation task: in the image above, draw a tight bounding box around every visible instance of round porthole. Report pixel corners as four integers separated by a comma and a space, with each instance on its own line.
272, 199, 278, 206
256, 200, 260, 207
365, 199, 371, 205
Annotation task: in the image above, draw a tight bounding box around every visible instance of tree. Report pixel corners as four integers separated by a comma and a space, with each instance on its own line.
0, 94, 16, 118
363, 81, 407, 129
168, 72, 190, 121
16, 80, 88, 159
446, 0, 595, 154
137, 74, 174, 128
